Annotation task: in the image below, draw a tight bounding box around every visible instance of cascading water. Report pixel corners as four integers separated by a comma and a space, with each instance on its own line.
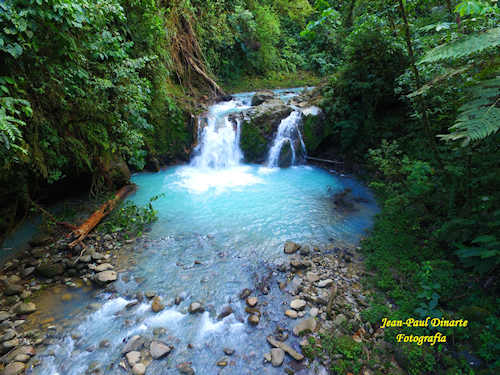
191, 100, 246, 169
25, 88, 378, 375
266, 110, 306, 168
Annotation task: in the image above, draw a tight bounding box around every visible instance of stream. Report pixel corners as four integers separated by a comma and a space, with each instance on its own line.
20, 88, 378, 374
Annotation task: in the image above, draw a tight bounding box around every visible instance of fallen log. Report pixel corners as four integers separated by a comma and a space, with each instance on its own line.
69, 184, 136, 248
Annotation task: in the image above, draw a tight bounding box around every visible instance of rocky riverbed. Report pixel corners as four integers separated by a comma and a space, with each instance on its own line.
0, 228, 405, 375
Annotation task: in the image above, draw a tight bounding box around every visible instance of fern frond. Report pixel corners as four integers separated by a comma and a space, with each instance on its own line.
438, 77, 500, 146
419, 27, 500, 64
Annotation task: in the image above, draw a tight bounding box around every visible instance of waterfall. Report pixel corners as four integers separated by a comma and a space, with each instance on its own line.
191, 101, 244, 169
266, 111, 306, 168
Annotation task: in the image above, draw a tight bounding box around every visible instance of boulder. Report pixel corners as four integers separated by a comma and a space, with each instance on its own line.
278, 139, 294, 168
251, 90, 275, 106
121, 335, 144, 354
102, 154, 131, 188
126, 351, 141, 366
36, 262, 64, 278
132, 363, 146, 375
4, 284, 23, 296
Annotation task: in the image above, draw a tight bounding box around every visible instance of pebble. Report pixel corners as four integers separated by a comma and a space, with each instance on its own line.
151, 296, 165, 313
246, 297, 258, 307
285, 310, 298, 319
248, 315, 260, 325
316, 279, 333, 288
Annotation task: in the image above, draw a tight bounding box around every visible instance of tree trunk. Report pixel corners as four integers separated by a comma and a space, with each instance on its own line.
398, 0, 443, 169
69, 184, 136, 248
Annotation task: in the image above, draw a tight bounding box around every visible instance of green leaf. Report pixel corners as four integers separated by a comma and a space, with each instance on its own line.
419, 27, 500, 64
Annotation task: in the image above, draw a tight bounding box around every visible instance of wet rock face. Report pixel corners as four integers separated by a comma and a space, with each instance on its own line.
251, 90, 276, 106
238, 98, 293, 163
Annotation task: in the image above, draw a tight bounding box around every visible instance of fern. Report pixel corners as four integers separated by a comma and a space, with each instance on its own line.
419, 27, 500, 64
438, 76, 500, 146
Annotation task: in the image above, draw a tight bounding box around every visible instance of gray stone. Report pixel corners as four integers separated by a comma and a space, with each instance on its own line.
316, 279, 333, 288
150, 341, 172, 359
15, 302, 37, 315
267, 336, 304, 361
251, 90, 275, 106
178, 363, 195, 374
122, 335, 144, 354
0, 329, 16, 342
271, 348, 285, 367
94, 263, 113, 272
188, 302, 203, 314
290, 299, 306, 311
95, 270, 117, 284
0, 311, 12, 322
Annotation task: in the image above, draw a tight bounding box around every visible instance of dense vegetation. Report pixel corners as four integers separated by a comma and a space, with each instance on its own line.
1, 0, 499, 374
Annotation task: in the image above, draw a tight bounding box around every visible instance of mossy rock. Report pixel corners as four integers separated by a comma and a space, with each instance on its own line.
302, 112, 329, 155
240, 121, 269, 163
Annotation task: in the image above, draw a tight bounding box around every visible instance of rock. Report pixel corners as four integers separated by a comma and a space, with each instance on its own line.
29, 234, 52, 247
309, 308, 319, 317
0, 311, 11, 322
267, 336, 304, 361
271, 348, 285, 367
15, 302, 37, 315
284, 241, 300, 254
285, 310, 298, 319
316, 279, 333, 288
239, 101, 293, 163
126, 351, 141, 366
99, 340, 110, 348
150, 341, 172, 359
1, 338, 19, 352
246, 297, 258, 307
132, 363, 146, 375
299, 244, 311, 255
79, 255, 92, 263
121, 335, 144, 354
0, 329, 16, 342
36, 263, 64, 278
22, 267, 35, 277
14, 354, 30, 362
223, 348, 234, 356
216, 357, 228, 367
94, 263, 113, 272
151, 297, 165, 313
248, 315, 260, 325
188, 302, 203, 314
144, 291, 156, 299
91, 251, 105, 261
290, 299, 307, 311
278, 139, 294, 168
306, 272, 320, 283
217, 305, 233, 320
334, 314, 347, 326
95, 270, 117, 284
178, 363, 195, 374
2, 362, 25, 375
293, 318, 317, 336
251, 90, 275, 106
239, 288, 252, 300
103, 154, 131, 188
4, 284, 24, 296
